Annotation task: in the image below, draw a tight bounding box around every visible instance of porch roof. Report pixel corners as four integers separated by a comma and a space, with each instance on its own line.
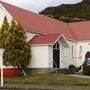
30, 34, 60, 45
30, 34, 69, 47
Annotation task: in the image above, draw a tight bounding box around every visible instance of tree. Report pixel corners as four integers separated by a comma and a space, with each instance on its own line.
3, 19, 31, 76
0, 16, 9, 48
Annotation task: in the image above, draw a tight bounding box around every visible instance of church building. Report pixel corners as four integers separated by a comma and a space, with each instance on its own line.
0, 1, 90, 76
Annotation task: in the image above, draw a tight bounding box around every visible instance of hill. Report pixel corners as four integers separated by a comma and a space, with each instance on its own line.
40, 0, 90, 22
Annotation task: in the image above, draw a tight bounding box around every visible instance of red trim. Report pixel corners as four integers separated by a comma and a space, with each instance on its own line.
0, 68, 21, 77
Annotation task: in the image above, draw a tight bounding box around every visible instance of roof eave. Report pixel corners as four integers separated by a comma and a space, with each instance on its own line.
31, 43, 52, 47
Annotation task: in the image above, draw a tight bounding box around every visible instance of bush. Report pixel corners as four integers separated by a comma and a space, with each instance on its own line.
75, 66, 82, 72
68, 64, 81, 74
68, 64, 76, 73
83, 60, 90, 75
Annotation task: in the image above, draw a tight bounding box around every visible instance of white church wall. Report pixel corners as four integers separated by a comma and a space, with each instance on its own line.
47, 39, 78, 69
48, 45, 53, 68
76, 41, 90, 66
47, 38, 90, 69
47, 39, 70, 69
60, 40, 77, 68
26, 31, 37, 42
68, 40, 77, 66
28, 45, 49, 68
60, 41, 67, 68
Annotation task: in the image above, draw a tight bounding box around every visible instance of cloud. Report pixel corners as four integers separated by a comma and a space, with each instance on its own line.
1, 0, 82, 13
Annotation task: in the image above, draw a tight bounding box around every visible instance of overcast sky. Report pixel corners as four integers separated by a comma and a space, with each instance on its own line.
1, 0, 82, 13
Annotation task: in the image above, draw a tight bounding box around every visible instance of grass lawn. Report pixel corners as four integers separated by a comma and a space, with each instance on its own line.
3, 73, 90, 90
4, 73, 90, 86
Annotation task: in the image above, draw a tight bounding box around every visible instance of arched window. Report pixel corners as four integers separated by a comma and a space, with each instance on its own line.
53, 42, 59, 50
79, 46, 83, 57
85, 52, 90, 63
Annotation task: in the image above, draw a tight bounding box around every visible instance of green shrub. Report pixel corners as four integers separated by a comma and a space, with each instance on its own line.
68, 64, 81, 74
75, 66, 82, 72
68, 64, 76, 73
83, 60, 90, 75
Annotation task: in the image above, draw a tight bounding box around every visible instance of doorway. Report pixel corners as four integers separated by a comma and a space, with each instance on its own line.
53, 42, 60, 68
85, 52, 90, 62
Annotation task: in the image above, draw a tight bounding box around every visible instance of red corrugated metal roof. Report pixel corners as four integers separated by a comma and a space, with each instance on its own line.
0, 1, 75, 40
31, 34, 60, 45
1, 1, 90, 42
68, 21, 90, 41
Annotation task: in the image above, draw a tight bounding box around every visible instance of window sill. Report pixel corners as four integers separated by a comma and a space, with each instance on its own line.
72, 57, 75, 58
78, 56, 81, 59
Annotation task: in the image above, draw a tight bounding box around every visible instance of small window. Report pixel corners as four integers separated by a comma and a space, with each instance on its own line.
79, 46, 82, 57
72, 46, 74, 57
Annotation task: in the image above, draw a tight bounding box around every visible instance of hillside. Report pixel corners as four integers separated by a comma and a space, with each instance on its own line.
40, 0, 90, 22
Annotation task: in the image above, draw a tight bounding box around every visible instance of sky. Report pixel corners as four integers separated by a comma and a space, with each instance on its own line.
1, 0, 82, 13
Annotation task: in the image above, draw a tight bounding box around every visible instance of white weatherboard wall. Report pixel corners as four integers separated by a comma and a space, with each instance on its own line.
28, 45, 49, 68
46, 38, 77, 69
76, 41, 90, 66
28, 39, 78, 69
48, 45, 53, 68
60, 39, 77, 68
60, 40, 67, 68
0, 4, 12, 27
68, 40, 77, 66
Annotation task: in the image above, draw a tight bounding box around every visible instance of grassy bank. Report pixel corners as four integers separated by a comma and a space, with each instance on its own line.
4, 74, 90, 86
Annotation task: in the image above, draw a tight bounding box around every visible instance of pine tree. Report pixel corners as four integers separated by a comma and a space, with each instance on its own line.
3, 20, 31, 76
0, 16, 9, 48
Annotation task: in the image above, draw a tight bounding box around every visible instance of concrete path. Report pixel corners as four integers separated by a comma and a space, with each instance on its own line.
69, 74, 90, 78
68, 71, 90, 79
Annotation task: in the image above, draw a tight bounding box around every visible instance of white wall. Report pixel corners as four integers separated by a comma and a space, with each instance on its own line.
29, 39, 78, 69
76, 41, 90, 66
65, 40, 90, 67
26, 31, 37, 42
48, 45, 53, 68
28, 45, 49, 68
60, 40, 77, 68
48, 40, 70, 69
46, 39, 77, 69
59, 40, 90, 68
